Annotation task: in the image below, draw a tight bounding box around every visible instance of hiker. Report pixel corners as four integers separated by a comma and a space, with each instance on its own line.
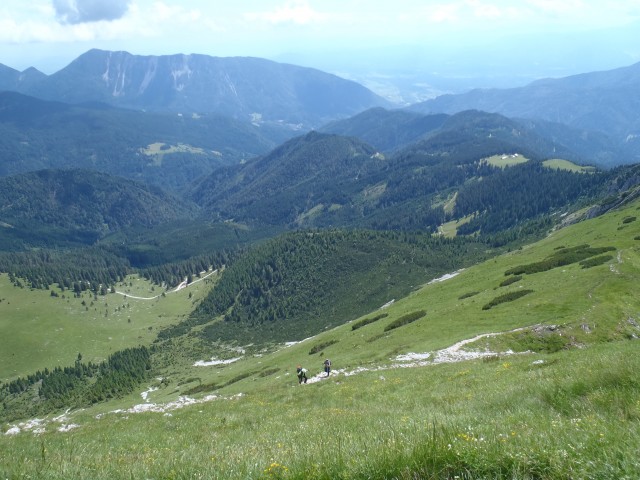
296, 366, 308, 384
323, 358, 331, 376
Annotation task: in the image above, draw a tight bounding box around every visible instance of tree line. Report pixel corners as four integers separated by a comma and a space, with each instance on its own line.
0, 347, 151, 420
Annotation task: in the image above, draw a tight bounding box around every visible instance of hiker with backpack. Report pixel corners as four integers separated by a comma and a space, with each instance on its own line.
323, 358, 331, 376
296, 366, 308, 384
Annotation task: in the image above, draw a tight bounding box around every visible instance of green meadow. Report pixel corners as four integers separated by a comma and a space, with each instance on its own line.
483, 154, 529, 168
542, 159, 597, 173
2, 199, 640, 479
0, 270, 219, 381
484, 155, 594, 174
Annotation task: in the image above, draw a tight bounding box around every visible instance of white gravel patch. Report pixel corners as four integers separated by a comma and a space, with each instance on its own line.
193, 357, 242, 367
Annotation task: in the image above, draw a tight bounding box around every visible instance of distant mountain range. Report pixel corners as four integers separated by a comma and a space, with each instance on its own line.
1, 49, 389, 128
192, 111, 605, 233
322, 107, 637, 167
408, 60, 640, 159
2, 50, 639, 167
1, 51, 639, 251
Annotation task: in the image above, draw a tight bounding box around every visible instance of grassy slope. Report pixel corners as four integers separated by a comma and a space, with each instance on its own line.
542, 158, 598, 173
0, 271, 219, 381
484, 153, 529, 168
1, 198, 640, 478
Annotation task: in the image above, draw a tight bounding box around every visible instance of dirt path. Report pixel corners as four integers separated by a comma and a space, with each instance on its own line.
114, 269, 218, 300
304, 326, 529, 384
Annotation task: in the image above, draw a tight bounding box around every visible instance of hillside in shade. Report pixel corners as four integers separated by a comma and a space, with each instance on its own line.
0, 169, 195, 249
0, 91, 294, 191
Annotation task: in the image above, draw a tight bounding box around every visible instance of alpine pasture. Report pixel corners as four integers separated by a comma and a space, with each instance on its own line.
2, 199, 640, 479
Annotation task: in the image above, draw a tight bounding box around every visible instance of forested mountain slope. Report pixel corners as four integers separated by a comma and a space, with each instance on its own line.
190, 131, 380, 225
322, 107, 637, 167
159, 229, 494, 345
320, 107, 448, 151
194, 111, 604, 233
0, 169, 195, 249
0, 91, 293, 190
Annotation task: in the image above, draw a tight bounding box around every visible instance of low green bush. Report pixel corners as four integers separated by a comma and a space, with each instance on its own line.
309, 339, 338, 355
499, 275, 522, 287
482, 289, 533, 310
458, 291, 480, 300
505, 245, 615, 275
579, 255, 614, 269
384, 310, 426, 332
351, 313, 388, 331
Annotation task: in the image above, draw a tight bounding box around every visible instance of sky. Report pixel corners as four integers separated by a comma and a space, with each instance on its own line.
2, 1, 640, 99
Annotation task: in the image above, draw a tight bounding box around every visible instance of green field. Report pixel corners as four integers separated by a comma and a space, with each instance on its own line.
2, 199, 640, 478
542, 159, 597, 173
0, 270, 219, 381
484, 155, 594, 174
483, 153, 529, 168
140, 142, 210, 160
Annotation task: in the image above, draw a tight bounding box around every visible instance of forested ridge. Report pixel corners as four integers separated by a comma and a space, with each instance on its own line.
159, 229, 494, 344
192, 112, 606, 234
454, 162, 603, 234
0, 347, 151, 421
0, 248, 130, 291
0, 246, 231, 292
0, 91, 291, 190
0, 169, 196, 250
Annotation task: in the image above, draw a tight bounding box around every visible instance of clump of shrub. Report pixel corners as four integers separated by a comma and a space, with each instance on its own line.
499, 275, 522, 287
505, 245, 615, 275
622, 216, 636, 224
579, 255, 614, 269
258, 368, 280, 377
184, 382, 218, 395
384, 310, 426, 332
458, 291, 479, 300
482, 290, 533, 310
351, 313, 388, 331
309, 339, 338, 355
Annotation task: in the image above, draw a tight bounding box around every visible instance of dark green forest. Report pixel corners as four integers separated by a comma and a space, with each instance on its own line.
0, 347, 151, 421
158, 229, 495, 344
454, 162, 603, 234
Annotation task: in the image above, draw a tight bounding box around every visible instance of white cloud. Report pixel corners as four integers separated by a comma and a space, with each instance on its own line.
427, 4, 461, 23
52, 0, 132, 24
1, 0, 640, 73
245, 0, 328, 25
467, 0, 506, 20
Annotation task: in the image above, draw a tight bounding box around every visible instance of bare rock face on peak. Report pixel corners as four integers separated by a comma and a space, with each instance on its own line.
17, 49, 390, 128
